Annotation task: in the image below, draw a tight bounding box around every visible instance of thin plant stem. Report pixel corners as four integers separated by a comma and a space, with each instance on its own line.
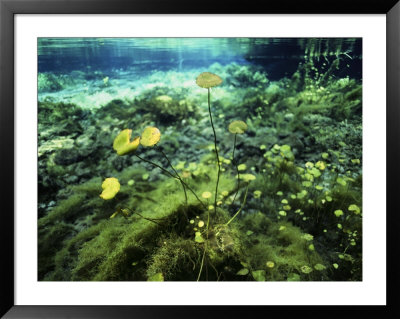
208, 87, 221, 216
198, 87, 220, 281
134, 212, 162, 225
156, 145, 188, 206
135, 154, 176, 179
135, 154, 206, 209
230, 133, 240, 207
197, 204, 210, 281
125, 208, 165, 225
232, 133, 237, 159
225, 183, 250, 226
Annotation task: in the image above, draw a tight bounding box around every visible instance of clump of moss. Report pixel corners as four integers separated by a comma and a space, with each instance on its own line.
238, 212, 326, 281
146, 235, 199, 281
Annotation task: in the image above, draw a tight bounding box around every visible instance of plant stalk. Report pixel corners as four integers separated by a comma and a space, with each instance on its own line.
230, 133, 240, 207
156, 145, 188, 206
135, 154, 206, 209
225, 183, 249, 226
208, 87, 221, 216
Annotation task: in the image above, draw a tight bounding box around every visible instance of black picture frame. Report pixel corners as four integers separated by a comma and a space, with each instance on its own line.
1, 0, 399, 318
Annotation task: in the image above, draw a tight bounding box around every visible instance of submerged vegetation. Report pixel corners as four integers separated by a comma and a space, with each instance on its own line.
38, 39, 362, 281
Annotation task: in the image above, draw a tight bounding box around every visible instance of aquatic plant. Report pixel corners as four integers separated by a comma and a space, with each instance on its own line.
99, 177, 120, 200
113, 129, 140, 156
195, 72, 225, 280
112, 126, 200, 208
196, 72, 223, 215
228, 120, 248, 206
38, 57, 362, 282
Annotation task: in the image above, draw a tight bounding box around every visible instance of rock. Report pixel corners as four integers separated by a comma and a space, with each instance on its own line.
64, 175, 78, 184
38, 137, 75, 157
54, 147, 80, 165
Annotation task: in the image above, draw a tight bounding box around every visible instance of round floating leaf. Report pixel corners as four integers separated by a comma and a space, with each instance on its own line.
302, 233, 314, 241
196, 72, 223, 88
194, 231, 205, 243
251, 270, 266, 281
202, 191, 212, 199
113, 129, 140, 156
315, 161, 326, 170
238, 173, 256, 182
348, 204, 361, 214
300, 265, 313, 274
100, 177, 120, 200
140, 127, 161, 147
253, 190, 262, 198
334, 209, 344, 217
314, 264, 326, 271
228, 120, 248, 134
237, 268, 249, 276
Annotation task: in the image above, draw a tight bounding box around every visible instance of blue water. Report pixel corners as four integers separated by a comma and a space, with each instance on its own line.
38, 38, 362, 80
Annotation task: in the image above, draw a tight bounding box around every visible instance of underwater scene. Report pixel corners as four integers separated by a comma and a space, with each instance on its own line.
38, 38, 362, 281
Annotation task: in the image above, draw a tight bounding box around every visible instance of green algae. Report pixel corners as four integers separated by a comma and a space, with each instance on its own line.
38, 55, 362, 282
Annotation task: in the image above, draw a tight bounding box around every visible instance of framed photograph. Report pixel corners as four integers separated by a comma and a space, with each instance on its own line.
1, 0, 399, 318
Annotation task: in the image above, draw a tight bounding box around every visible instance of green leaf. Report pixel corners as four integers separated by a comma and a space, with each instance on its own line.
251, 270, 266, 281
113, 129, 140, 156
194, 232, 205, 243
287, 273, 301, 281
100, 177, 120, 200
348, 204, 361, 214
236, 268, 249, 276
314, 264, 326, 271
334, 209, 344, 217
140, 127, 161, 147
228, 120, 248, 134
196, 72, 223, 88
336, 177, 347, 186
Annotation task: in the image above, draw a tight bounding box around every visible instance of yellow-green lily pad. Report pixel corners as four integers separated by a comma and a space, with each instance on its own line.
100, 177, 120, 200
314, 263, 326, 271
113, 129, 140, 156
228, 120, 248, 134
238, 173, 256, 182
196, 72, 223, 88
237, 268, 249, 276
201, 191, 212, 199
300, 265, 312, 274
194, 231, 205, 243
334, 209, 344, 217
251, 270, 266, 281
140, 127, 161, 147
348, 204, 361, 214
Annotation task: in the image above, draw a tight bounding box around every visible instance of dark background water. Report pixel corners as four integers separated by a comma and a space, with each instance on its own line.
38, 38, 362, 80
